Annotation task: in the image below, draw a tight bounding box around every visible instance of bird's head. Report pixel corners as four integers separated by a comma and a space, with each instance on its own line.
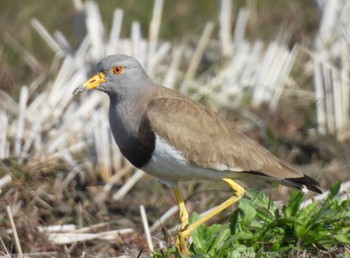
73, 54, 151, 98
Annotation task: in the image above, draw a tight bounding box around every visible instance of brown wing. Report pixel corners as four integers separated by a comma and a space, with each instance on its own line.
145, 87, 303, 180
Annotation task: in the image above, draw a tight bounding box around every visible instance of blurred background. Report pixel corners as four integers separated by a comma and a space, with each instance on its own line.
0, 0, 349, 256
1, 0, 320, 95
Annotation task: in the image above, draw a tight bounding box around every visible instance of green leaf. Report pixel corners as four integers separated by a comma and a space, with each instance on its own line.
234, 230, 253, 240
333, 234, 350, 244
285, 190, 304, 217
207, 228, 230, 255
190, 213, 206, 252
270, 241, 280, 251
247, 191, 276, 215
328, 180, 341, 199
294, 224, 307, 238
238, 199, 257, 226
230, 207, 240, 235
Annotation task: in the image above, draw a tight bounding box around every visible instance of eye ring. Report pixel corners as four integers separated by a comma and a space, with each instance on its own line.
112, 66, 123, 75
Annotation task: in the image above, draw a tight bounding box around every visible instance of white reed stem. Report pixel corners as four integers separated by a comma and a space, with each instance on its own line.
113, 170, 146, 200
219, 0, 233, 57
150, 205, 178, 232
7, 206, 23, 258
31, 19, 63, 56
15, 86, 28, 157
0, 175, 11, 189
140, 205, 154, 252
184, 22, 215, 82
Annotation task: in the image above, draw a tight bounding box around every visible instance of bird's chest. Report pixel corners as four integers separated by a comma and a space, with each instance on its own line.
109, 104, 155, 168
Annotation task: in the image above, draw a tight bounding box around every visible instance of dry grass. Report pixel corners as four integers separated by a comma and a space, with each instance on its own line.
0, 0, 350, 256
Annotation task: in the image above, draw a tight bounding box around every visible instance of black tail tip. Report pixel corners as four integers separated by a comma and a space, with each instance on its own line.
285, 174, 322, 194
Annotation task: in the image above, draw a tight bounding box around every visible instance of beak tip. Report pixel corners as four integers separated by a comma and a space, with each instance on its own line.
73, 86, 86, 95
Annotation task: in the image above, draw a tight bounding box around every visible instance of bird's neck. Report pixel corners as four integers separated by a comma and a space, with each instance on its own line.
109, 95, 139, 133
108, 92, 155, 168
108, 90, 149, 140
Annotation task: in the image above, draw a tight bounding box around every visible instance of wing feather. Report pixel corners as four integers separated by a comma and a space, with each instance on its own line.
145, 87, 302, 179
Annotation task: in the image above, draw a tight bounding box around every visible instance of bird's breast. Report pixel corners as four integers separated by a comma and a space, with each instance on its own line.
109, 102, 155, 168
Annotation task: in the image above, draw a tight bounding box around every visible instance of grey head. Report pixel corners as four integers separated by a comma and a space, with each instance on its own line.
73, 54, 153, 101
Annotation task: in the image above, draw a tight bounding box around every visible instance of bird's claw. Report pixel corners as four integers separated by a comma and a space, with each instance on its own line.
175, 229, 191, 256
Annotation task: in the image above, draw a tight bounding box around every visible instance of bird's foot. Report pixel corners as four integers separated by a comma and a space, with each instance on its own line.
175, 229, 191, 256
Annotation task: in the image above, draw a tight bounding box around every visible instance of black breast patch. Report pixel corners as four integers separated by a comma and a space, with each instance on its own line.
119, 115, 155, 168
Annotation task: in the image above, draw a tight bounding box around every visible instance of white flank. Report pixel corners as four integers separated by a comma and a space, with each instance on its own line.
301, 185, 309, 194
141, 135, 240, 184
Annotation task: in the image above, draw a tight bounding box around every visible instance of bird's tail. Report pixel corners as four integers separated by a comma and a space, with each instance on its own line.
284, 174, 322, 194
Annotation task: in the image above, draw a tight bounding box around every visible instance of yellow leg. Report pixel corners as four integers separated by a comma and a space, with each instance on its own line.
174, 178, 245, 255
174, 187, 189, 230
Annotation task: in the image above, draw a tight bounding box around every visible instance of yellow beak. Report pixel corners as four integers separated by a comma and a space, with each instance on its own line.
73, 72, 106, 95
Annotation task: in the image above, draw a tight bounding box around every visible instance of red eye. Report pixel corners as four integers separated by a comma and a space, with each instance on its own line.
112, 66, 123, 75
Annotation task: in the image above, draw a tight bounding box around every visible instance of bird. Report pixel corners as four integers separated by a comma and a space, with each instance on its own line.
73, 54, 322, 254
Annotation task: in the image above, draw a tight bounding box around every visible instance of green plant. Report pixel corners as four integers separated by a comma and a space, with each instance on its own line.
154, 181, 350, 257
